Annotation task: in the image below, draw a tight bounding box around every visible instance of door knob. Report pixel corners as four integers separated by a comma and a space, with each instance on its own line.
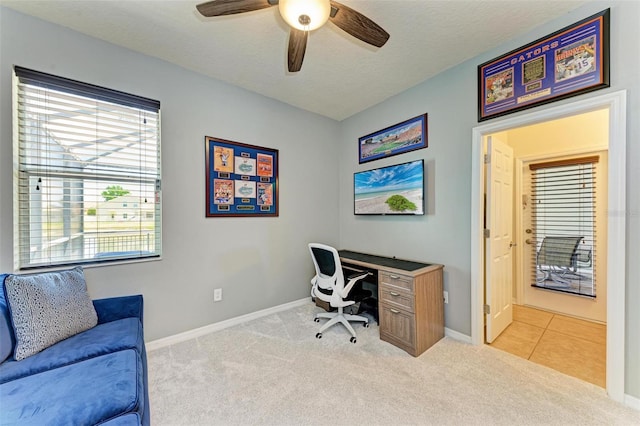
509, 241, 516, 248
525, 229, 533, 234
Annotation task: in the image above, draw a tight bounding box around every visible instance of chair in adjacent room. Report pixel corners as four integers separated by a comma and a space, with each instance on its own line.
308, 243, 370, 343
536, 235, 586, 285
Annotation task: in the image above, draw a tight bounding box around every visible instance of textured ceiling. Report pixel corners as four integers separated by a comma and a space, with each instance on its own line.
1, 0, 590, 121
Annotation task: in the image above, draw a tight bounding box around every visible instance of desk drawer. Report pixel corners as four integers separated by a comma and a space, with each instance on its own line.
379, 285, 414, 312
379, 304, 415, 352
379, 272, 413, 292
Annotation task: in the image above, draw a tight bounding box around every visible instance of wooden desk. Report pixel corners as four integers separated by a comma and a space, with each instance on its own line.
339, 250, 444, 357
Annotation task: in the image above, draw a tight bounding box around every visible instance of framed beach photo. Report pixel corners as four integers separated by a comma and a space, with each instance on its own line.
205, 136, 278, 217
358, 114, 428, 164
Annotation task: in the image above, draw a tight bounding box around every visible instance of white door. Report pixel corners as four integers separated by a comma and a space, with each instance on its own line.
485, 135, 514, 343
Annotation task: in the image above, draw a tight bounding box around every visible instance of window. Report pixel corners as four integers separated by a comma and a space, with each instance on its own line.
529, 156, 597, 297
13, 66, 161, 269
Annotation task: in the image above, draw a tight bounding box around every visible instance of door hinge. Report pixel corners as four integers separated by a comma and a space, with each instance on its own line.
484, 154, 490, 164
483, 229, 490, 238
483, 304, 491, 315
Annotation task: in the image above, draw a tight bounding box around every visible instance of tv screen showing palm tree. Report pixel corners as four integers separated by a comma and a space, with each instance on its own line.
354, 159, 424, 215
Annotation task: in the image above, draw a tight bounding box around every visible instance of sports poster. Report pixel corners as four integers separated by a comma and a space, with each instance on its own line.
257, 154, 273, 177
234, 181, 256, 199
213, 146, 233, 173
213, 179, 234, 205
478, 9, 609, 121
257, 183, 273, 206
205, 136, 279, 217
234, 157, 256, 176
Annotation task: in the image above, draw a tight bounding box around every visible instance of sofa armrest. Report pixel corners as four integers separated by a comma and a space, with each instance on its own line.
92, 295, 144, 326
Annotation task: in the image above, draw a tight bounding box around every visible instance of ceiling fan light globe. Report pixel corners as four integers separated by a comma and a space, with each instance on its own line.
279, 0, 330, 31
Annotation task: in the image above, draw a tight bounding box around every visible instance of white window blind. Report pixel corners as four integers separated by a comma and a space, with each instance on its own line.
530, 156, 597, 297
13, 66, 161, 269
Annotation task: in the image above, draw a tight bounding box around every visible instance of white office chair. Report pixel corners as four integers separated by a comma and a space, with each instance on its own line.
308, 243, 370, 343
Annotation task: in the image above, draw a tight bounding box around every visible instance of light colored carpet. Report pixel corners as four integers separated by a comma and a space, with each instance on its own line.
148, 302, 639, 425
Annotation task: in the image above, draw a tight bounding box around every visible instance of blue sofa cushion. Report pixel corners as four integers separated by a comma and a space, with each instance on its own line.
4, 266, 98, 360
0, 274, 15, 363
0, 349, 143, 425
0, 317, 143, 384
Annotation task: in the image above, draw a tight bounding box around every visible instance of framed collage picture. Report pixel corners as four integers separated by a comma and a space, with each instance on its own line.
205, 136, 278, 217
478, 9, 609, 122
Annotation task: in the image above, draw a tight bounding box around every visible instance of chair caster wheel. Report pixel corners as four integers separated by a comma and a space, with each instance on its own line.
350, 337, 357, 343
314, 318, 320, 322
316, 333, 322, 339
363, 322, 370, 328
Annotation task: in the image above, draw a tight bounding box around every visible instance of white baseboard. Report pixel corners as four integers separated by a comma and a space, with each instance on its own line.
445, 327, 472, 344
146, 297, 311, 352
625, 393, 640, 411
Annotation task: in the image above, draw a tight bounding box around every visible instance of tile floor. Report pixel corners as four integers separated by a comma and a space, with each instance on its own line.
489, 304, 606, 388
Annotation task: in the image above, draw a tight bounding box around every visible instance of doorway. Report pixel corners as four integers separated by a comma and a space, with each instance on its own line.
484, 113, 608, 342
470, 90, 627, 402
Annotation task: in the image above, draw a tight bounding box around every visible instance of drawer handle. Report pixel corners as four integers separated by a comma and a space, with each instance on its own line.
390, 274, 400, 279
389, 292, 400, 297
390, 309, 400, 314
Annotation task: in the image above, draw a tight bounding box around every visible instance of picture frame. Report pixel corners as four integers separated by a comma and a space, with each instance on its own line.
205, 136, 278, 217
358, 113, 427, 164
478, 9, 609, 122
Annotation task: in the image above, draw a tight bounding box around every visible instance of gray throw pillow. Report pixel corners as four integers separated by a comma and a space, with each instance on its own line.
4, 266, 98, 361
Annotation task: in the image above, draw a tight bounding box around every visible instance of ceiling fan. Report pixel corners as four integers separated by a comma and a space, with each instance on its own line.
196, 0, 389, 72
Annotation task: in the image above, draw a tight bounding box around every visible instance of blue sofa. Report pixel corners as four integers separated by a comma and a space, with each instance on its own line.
0, 274, 150, 425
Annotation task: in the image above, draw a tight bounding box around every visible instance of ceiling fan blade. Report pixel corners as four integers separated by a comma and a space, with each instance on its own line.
288, 28, 308, 72
329, 1, 389, 48
196, 0, 276, 17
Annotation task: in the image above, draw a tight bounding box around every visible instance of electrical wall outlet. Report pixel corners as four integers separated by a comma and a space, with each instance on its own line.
443, 291, 449, 304
214, 288, 223, 302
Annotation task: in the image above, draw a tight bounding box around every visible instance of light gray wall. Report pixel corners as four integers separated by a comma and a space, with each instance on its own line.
338, 1, 639, 398
0, 7, 341, 341
339, 61, 475, 335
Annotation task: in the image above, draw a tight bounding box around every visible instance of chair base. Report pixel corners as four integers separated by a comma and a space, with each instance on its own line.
315, 308, 368, 339
537, 266, 588, 286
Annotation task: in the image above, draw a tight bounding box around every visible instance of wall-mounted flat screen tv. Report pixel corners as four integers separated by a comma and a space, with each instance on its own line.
354, 159, 424, 215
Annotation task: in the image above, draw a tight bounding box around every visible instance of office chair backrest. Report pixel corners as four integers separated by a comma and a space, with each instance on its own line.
308, 243, 346, 296
310, 246, 336, 277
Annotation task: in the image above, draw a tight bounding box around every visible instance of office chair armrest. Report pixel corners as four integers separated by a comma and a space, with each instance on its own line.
347, 271, 369, 281
341, 272, 370, 298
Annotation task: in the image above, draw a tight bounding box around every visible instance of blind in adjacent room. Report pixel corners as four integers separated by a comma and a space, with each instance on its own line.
529, 156, 597, 297
13, 66, 162, 269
